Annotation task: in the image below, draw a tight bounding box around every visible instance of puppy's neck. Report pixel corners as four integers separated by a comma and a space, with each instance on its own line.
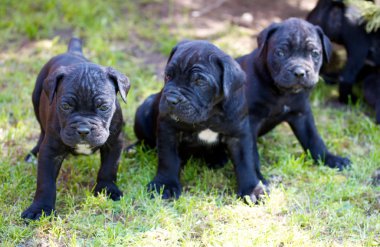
253, 59, 281, 96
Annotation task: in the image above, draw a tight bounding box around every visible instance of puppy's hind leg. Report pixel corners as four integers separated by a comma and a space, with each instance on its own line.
25, 129, 45, 163
204, 145, 228, 169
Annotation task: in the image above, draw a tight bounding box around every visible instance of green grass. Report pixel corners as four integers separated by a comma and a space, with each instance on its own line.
0, 1, 379, 246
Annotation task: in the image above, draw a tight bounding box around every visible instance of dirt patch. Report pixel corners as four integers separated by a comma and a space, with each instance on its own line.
175, 0, 316, 33
138, 0, 318, 75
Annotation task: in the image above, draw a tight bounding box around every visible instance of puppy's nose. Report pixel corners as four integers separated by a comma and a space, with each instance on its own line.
166, 95, 181, 105
293, 67, 307, 78
77, 126, 90, 137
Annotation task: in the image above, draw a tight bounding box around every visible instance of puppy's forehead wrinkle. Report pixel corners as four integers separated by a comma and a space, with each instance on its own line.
63, 65, 115, 100
173, 49, 201, 70
189, 64, 208, 73
171, 47, 219, 75
66, 64, 108, 88
274, 24, 320, 51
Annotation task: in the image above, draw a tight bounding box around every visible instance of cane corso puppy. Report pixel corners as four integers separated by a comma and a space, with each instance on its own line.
307, 0, 380, 103
236, 18, 351, 172
134, 40, 265, 202
22, 38, 130, 220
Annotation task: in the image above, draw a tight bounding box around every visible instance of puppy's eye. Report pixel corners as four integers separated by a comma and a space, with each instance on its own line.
194, 79, 205, 86
61, 103, 72, 111
165, 74, 172, 82
276, 49, 285, 57
311, 50, 320, 58
97, 104, 109, 111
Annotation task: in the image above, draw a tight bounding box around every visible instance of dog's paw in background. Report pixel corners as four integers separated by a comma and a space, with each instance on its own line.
24, 153, 37, 164
124, 142, 138, 157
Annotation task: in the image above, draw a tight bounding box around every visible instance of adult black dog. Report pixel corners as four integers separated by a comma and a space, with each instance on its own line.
307, 0, 380, 103
134, 40, 265, 202
236, 18, 351, 172
22, 38, 130, 220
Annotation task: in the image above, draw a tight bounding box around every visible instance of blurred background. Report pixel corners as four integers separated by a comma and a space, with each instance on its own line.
0, 0, 318, 76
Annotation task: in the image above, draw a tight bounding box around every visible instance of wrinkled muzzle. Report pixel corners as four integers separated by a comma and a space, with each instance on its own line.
60, 115, 110, 148
274, 63, 319, 93
160, 88, 210, 124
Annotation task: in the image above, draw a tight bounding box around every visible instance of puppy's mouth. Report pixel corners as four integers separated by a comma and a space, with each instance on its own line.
276, 84, 310, 93
160, 92, 210, 124
166, 107, 208, 124
166, 106, 207, 124
272, 65, 318, 93
274, 79, 316, 94
60, 124, 109, 149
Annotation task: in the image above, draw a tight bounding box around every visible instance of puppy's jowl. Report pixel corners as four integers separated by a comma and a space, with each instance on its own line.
22, 38, 130, 220
237, 18, 351, 171
134, 40, 265, 202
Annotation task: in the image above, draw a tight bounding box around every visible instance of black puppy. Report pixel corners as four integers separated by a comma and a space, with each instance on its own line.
22, 38, 130, 220
237, 18, 351, 172
307, 0, 380, 103
134, 40, 265, 202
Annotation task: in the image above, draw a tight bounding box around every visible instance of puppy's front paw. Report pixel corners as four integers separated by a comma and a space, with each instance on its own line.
147, 180, 182, 199
325, 154, 351, 171
21, 203, 54, 220
248, 183, 269, 204
239, 182, 269, 205
94, 181, 123, 201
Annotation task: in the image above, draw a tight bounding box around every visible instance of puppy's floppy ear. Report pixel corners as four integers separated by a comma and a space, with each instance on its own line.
315, 25, 333, 63
43, 66, 67, 105
257, 23, 280, 57
106, 67, 131, 103
218, 56, 246, 99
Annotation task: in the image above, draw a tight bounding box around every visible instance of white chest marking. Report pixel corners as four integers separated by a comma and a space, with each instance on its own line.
198, 129, 219, 144
75, 144, 92, 155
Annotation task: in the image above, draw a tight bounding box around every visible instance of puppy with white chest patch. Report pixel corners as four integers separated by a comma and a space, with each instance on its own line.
22, 38, 130, 220
134, 40, 265, 201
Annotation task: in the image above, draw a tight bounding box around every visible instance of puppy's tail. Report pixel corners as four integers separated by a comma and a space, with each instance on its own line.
67, 37, 83, 55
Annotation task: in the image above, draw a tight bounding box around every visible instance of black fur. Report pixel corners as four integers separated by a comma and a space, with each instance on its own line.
134, 40, 265, 202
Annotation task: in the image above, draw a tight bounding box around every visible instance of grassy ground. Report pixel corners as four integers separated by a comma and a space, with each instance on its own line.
0, 0, 379, 246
